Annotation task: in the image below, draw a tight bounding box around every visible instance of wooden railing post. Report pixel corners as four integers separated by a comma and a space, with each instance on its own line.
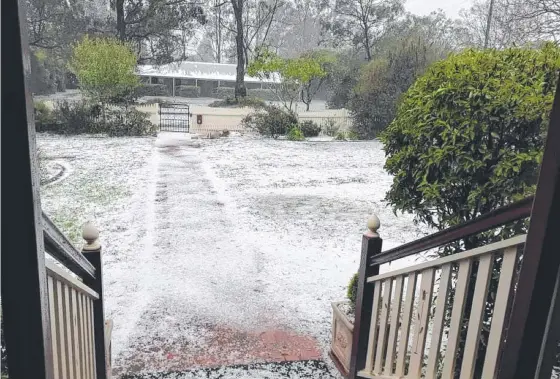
349, 215, 382, 379
81, 223, 110, 379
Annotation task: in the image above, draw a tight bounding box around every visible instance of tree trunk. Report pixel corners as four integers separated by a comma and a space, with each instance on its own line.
363, 19, 372, 61
364, 34, 372, 61
231, 0, 246, 99
116, 0, 126, 41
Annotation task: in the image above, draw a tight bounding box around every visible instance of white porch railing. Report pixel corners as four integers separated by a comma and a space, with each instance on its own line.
46, 259, 98, 379
358, 235, 526, 379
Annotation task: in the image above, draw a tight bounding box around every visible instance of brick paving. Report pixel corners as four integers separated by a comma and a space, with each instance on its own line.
114, 325, 323, 376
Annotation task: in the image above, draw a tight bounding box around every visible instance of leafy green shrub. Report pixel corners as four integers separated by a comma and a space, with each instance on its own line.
347, 273, 359, 310
287, 126, 305, 141
334, 130, 359, 141
247, 88, 276, 101
208, 97, 266, 108
136, 84, 170, 97
104, 107, 157, 136
350, 37, 438, 139
175, 85, 201, 98
299, 120, 321, 137
323, 119, 339, 136
381, 45, 559, 241
242, 105, 298, 138
214, 87, 235, 99
35, 100, 155, 136
69, 36, 139, 105
39, 100, 102, 133
34, 101, 56, 128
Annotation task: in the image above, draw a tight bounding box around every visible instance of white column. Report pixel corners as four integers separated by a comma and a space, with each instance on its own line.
172, 77, 175, 97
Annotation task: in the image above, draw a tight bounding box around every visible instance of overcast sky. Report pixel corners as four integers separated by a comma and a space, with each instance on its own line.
405, 0, 474, 19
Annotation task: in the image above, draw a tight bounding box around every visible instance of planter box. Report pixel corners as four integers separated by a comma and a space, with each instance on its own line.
330, 301, 354, 377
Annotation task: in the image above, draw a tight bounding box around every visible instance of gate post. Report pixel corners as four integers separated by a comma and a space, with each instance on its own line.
82, 223, 110, 379
349, 215, 383, 379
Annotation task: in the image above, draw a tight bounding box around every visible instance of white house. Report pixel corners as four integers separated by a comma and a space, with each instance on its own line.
136, 60, 280, 97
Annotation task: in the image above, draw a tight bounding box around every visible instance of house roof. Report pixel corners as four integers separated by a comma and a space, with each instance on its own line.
136, 61, 280, 84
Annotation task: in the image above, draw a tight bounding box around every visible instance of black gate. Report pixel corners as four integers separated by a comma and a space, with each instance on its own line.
159, 103, 191, 132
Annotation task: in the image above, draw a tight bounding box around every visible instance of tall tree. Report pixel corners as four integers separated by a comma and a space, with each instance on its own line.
25, 0, 109, 93
322, 0, 404, 61
113, 0, 207, 63
457, 0, 556, 48
213, 0, 282, 98
231, 0, 247, 97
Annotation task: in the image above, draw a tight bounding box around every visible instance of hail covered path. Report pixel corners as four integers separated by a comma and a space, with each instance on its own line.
39, 133, 424, 378
110, 134, 333, 377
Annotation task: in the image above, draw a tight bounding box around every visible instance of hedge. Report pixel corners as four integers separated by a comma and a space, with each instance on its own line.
175, 85, 201, 98
213, 87, 276, 101
247, 88, 276, 101
136, 84, 170, 97
214, 87, 235, 99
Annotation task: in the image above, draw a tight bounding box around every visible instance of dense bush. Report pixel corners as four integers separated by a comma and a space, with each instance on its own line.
287, 127, 305, 141
136, 84, 170, 97
334, 130, 358, 141
382, 45, 560, 245
35, 100, 155, 136
208, 97, 266, 108
347, 273, 359, 310
299, 120, 321, 137
214, 87, 235, 99
34, 101, 56, 127
175, 85, 201, 98
69, 36, 139, 104
29, 50, 71, 95
325, 51, 363, 109
242, 105, 298, 138
350, 37, 438, 139
322, 119, 340, 136
104, 107, 157, 136
213, 87, 276, 101
247, 88, 276, 101
35, 100, 102, 133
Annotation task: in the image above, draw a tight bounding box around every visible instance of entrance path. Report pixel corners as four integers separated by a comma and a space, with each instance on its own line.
38, 133, 424, 378
111, 135, 326, 376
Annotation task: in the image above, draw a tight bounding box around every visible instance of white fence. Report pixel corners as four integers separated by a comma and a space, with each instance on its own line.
359, 235, 525, 379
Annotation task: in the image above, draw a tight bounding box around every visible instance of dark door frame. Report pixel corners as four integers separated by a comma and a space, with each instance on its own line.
497, 79, 560, 379
1, 0, 54, 378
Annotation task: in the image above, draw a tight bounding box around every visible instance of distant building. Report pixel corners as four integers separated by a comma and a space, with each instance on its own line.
136, 61, 280, 97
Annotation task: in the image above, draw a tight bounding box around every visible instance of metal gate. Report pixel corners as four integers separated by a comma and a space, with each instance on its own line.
159, 103, 191, 132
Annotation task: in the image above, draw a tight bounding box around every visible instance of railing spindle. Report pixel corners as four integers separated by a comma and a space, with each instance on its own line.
48, 277, 60, 379
365, 282, 382, 373
425, 263, 452, 379
408, 268, 435, 379
63, 284, 75, 379
384, 275, 404, 375
55, 280, 68, 379
481, 246, 519, 378
71, 288, 81, 377
459, 254, 494, 379
442, 259, 473, 378
395, 272, 417, 377
373, 279, 392, 374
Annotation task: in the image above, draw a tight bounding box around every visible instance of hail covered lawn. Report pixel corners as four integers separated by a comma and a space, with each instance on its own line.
38, 134, 426, 378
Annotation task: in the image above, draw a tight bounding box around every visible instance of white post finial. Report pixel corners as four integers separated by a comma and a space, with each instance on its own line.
82, 222, 101, 251
365, 214, 380, 237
